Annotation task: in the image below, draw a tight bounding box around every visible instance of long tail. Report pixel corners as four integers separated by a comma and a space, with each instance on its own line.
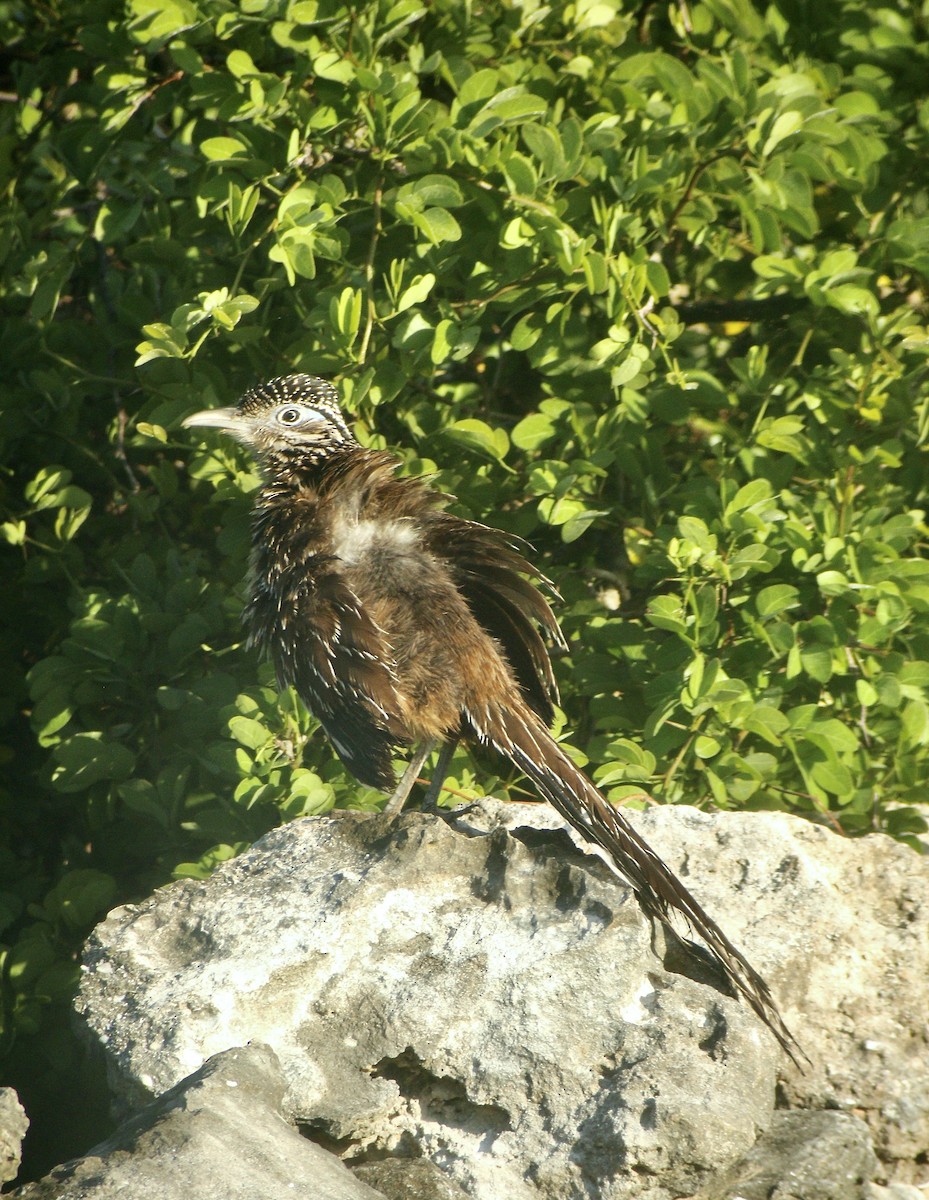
470, 699, 805, 1067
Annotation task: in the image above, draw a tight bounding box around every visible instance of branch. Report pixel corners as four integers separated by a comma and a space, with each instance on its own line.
671, 295, 809, 325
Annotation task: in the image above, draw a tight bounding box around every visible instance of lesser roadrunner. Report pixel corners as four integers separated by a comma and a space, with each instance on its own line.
184, 373, 802, 1065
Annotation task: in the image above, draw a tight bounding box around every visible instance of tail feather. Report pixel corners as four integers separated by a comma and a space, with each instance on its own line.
473, 700, 806, 1067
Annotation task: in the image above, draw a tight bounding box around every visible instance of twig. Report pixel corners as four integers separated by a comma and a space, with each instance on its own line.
672, 295, 808, 324
357, 178, 383, 365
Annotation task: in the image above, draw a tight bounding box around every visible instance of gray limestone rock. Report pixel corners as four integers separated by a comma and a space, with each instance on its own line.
865, 1186, 929, 1200
72, 800, 929, 1198
353, 1157, 471, 1200
0, 1087, 28, 1185
629, 806, 929, 1175
75, 804, 778, 1200
8, 1044, 384, 1200
697, 1110, 879, 1200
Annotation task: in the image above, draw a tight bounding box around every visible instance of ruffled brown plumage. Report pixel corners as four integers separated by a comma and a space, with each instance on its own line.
184, 374, 806, 1068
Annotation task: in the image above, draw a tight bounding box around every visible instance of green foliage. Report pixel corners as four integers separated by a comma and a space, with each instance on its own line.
2, 0, 929, 1175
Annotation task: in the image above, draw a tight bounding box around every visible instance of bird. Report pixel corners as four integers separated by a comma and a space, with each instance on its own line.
183, 372, 804, 1066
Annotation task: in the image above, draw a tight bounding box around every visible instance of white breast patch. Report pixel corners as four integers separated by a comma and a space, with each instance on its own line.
331, 514, 419, 565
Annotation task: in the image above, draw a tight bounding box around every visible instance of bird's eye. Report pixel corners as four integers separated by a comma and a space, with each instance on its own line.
276, 405, 308, 426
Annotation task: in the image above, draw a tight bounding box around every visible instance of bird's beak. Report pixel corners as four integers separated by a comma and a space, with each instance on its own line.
182, 407, 246, 433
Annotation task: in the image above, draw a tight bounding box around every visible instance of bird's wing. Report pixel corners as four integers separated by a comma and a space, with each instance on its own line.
424, 513, 566, 722
247, 556, 405, 790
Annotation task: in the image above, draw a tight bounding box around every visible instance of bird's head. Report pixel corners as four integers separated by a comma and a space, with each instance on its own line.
183, 374, 356, 466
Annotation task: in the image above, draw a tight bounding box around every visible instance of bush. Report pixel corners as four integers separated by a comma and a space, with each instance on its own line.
2, 0, 928, 1177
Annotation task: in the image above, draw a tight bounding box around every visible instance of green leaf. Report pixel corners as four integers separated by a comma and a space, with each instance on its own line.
128, 0, 198, 43
645, 595, 690, 637
511, 413, 557, 451
522, 123, 565, 177
800, 645, 833, 683
467, 90, 547, 137
442, 420, 509, 462
756, 416, 810, 460
694, 735, 722, 758
228, 716, 272, 751
901, 699, 929, 748
411, 208, 462, 244
226, 49, 257, 76
396, 273, 436, 312
430, 319, 479, 363
824, 284, 879, 318
137, 422, 168, 443
537, 495, 584, 526
816, 570, 849, 597
200, 136, 250, 161
2, 519, 27, 545
724, 478, 773, 517
174, 844, 249, 880
25, 466, 71, 507
808, 719, 859, 755
39, 870, 117, 930
279, 769, 336, 817
396, 175, 463, 210
728, 544, 778, 578
809, 758, 855, 798
677, 515, 716, 551
756, 584, 800, 618
511, 313, 545, 350
742, 705, 789, 745
51, 735, 136, 793
762, 110, 804, 156
330, 287, 363, 338
211, 294, 260, 330
457, 67, 500, 107
269, 235, 317, 281
561, 508, 607, 542
313, 49, 355, 83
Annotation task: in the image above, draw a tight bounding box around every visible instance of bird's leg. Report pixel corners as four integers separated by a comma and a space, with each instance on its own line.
419, 736, 459, 812
381, 739, 437, 815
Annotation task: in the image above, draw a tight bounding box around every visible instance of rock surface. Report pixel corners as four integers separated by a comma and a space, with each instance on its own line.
697, 1110, 879, 1200
866, 1186, 929, 1200
7, 1045, 384, 1200
0, 1088, 28, 1185
75, 803, 779, 1200
353, 1157, 471, 1200
71, 801, 929, 1198
631, 805, 929, 1178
